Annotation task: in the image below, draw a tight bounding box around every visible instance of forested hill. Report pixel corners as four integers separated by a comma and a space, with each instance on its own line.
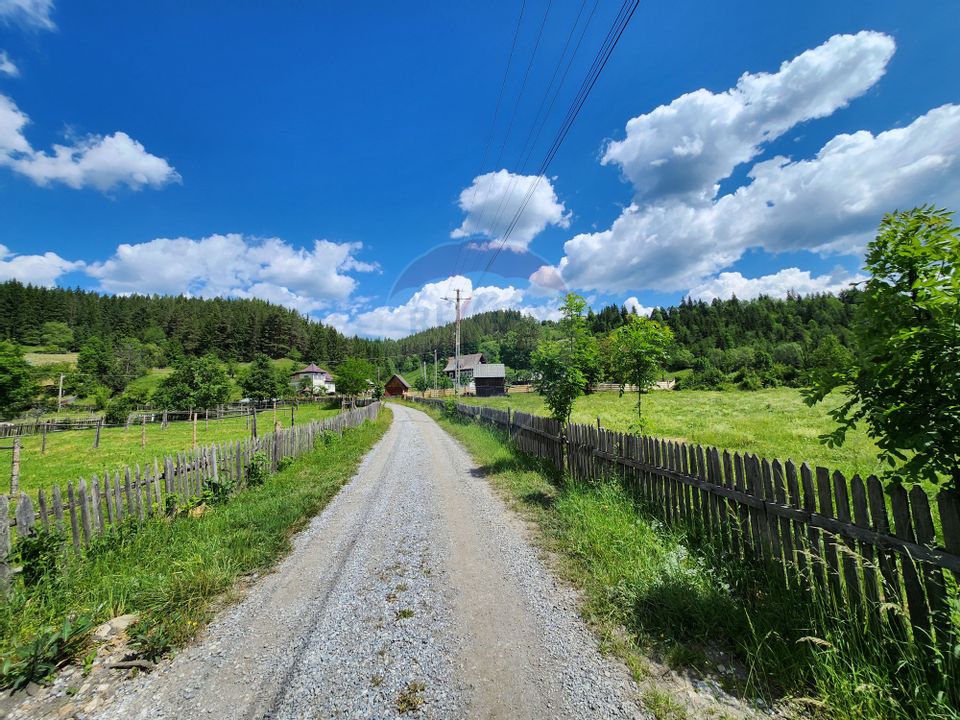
0, 280, 372, 363
2, 279, 859, 370
652, 291, 859, 356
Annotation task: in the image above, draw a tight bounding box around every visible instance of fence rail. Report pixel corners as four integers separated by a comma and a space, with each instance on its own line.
1, 397, 374, 438
409, 396, 960, 656
0, 402, 381, 584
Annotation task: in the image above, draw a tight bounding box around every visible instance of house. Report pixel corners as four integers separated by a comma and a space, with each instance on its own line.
473, 363, 506, 396
290, 363, 336, 395
384, 374, 410, 397
443, 353, 486, 383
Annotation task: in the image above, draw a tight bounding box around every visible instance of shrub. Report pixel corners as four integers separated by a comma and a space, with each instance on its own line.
245, 451, 270, 487
9, 526, 65, 586
277, 456, 294, 471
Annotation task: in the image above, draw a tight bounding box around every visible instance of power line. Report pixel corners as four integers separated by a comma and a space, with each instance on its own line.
454, 0, 555, 279
475, 0, 641, 288
468, 0, 598, 268
447, 0, 529, 293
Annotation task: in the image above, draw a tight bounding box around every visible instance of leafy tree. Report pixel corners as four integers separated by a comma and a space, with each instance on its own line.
413, 374, 430, 396
804, 334, 852, 388
113, 337, 149, 391
40, 322, 73, 352
153, 354, 231, 410
0, 341, 37, 419
477, 339, 501, 364
532, 340, 585, 425
532, 294, 595, 423
609, 316, 674, 428
335, 358, 375, 400
241, 353, 284, 401
805, 207, 960, 489
76, 337, 115, 393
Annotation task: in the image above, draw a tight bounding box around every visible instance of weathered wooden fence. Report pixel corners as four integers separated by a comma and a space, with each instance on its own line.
409, 396, 960, 656
0, 402, 380, 583
1, 397, 374, 438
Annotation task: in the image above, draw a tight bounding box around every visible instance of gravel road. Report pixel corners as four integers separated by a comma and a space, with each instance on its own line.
92, 403, 647, 719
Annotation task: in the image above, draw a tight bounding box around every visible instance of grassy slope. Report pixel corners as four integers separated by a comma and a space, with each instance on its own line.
10, 404, 340, 495
403, 401, 957, 720
460, 388, 885, 479
0, 406, 391, 672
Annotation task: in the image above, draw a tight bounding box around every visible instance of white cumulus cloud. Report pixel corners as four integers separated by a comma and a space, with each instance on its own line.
85, 234, 376, 311
687, 267, 865, 302
623, 297, 653, 317
0, 51, 19, 77
0, 92, 180, 191
0, 243, 83, 286
602, 31, 894, 203
325, 275, 557, 339
452, 170, 570, 251
0, 0, 55, 31
541, 32, 960, 295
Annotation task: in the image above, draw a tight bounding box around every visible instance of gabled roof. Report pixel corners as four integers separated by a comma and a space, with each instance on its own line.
387, 373, 411, 388
292, 363, 330, 376
443, 353, 485, 372
473, 363, 505, 379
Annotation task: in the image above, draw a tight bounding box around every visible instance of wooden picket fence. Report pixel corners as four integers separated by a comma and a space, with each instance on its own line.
409, 396, 960, 657
0, 402, 380, 582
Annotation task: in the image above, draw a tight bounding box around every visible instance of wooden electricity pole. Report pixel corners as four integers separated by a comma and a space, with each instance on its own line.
56, 373, 64, 413
443, 288, 471, 397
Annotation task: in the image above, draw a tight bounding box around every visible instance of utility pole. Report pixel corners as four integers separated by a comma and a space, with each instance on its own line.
57, 373, 64, 413
443, 288, 471, 397
433, 349, 438, 394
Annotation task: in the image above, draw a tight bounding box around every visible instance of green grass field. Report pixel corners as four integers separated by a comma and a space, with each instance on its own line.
5, 403, 341, 496
460, 388, 886, 479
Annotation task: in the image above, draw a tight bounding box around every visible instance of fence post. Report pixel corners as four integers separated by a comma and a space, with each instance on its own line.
193, 413, 198, 447
251, 408, 258, 439
41, 421, 47, 454
93, 419, 102, 449
10, 438, 20, 495
0, 495, 9, 590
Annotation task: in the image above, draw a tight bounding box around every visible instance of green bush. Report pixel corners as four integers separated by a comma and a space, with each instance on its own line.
9, 526, 64, 586
245, 451, 269, 487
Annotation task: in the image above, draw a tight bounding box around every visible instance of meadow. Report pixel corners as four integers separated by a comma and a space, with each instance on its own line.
459, 387, 886, 479
4, 403, 340, 495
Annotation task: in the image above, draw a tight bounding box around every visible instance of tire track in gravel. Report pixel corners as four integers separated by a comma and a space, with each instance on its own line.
90, 403, 647, 720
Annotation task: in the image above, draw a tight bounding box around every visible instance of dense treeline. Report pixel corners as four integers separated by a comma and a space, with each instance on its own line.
0, 280, 372, 364
0, 278, 863, 412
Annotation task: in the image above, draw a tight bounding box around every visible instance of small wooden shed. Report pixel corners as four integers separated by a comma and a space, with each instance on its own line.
473, 363, 506, 397
384, 374, 411, 397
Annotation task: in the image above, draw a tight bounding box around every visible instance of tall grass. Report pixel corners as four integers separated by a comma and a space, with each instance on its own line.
0, 407, 391, 678
410, 401, 960, 720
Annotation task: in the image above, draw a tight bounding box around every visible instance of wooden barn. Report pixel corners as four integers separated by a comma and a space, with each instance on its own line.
473, 363, 506, 397
384, 374, 410, 397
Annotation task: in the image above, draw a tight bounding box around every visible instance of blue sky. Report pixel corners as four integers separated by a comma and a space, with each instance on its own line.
1, 0, 958, 338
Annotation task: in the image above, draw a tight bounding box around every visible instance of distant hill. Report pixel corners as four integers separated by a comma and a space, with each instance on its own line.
2, 280, 858, 379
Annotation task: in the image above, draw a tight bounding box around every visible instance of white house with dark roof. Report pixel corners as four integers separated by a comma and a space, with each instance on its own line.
290, 363, 336, 395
